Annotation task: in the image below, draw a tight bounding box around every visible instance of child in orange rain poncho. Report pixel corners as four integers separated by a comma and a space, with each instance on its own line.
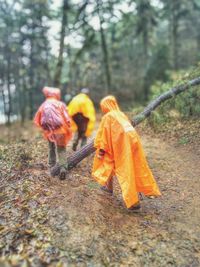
68, 88, 96, 151
92, 95, 161, 211
34, 87, 72, 179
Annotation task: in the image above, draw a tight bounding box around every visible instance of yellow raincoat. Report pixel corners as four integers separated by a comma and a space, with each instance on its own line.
92, 95, 161, 208
67, 93, 96, 137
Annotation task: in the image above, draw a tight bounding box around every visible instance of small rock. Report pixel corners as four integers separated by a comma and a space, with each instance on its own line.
129, 241, 138, 251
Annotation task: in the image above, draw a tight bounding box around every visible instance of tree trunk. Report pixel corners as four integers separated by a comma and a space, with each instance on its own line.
54, 0, 69, 88
197, 33, 200, 57
171, 2, 179, 70
143, 26, 148, 61
142, 17, 150, 101
18, 72, 26, 125
20, 73, 27, 125
44, 38, 51, 85
6, 54, 12, 126
97, 0, 111, 95
29, 39, 34, 120
50, 76, 200, 176
1, 86, 6, 123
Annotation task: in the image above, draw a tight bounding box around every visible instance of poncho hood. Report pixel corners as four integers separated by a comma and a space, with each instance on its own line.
100, 95, 120, 114
42, 87, 61, 100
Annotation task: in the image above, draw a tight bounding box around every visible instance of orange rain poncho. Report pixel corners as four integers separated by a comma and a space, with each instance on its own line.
67, 93, 96, 137
92, 95, 161, 208
34, 87, 72, 147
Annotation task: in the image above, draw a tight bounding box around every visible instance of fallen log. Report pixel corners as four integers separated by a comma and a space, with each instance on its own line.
52, 76, 200, 175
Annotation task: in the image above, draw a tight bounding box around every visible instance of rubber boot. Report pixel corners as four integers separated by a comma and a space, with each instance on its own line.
59, 165, 68, 180
57, 146, 68, 180
101, 176, 113, 194
48, 141, 57, 167
127, 202, 141, 212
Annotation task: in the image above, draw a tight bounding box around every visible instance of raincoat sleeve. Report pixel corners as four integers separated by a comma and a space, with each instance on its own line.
94, 114, 113, 155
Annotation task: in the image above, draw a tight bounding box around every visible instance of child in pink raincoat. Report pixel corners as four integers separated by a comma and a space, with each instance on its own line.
34, 87, 72, 179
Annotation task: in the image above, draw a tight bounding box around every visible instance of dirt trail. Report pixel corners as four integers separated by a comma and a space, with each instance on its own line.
43, 134, 200, 266
1, 125, 200, 266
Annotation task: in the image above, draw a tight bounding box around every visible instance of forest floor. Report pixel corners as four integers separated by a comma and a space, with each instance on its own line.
0, 117, 200, 267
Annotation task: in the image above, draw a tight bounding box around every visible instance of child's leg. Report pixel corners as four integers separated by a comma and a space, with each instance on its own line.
57, 145, 67, 165
72, 113, 83, 151
80, 116, 89, 147
51, 133, 68, 180
80, 135, 87, 147
72, 132, 80, 151
48, 141, 57, 167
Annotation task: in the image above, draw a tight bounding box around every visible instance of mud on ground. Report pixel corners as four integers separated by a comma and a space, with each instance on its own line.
0, 120, 200, 266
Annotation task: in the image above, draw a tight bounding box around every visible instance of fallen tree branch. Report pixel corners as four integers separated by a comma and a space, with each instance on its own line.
52, 76, 200, 175
131, 77, 200, 126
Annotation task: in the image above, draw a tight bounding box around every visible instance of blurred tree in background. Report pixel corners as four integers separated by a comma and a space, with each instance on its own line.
0, 0, 200, 125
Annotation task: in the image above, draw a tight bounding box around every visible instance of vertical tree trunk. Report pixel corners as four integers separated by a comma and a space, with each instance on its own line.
14, 65, 21, 123
6, 53, 12, 126
20, 62, 26, 124
143, 26, 150, 101
40, 14, 52, 85
136, 0, 151, 101
1, 86, 7, 124
20, 89, 26, 125
143, 26, 149, 61
197, 33, 200, 56
44, 37, 51, 85
20, 74, 27, 125
54, 0, 69, 88
66, 44, 73, 91
170, 2, 179, 70
96, 0, 111, 95
172, 20, 178, 70
29, 37, 34, 120
18, 32, 27, 124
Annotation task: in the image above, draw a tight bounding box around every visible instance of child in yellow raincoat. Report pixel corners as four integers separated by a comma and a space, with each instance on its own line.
68, 88, 96, 151
34, 87, 72, 179
92, 95, 161, 211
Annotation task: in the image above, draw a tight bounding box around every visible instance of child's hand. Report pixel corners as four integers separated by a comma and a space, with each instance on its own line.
97, 149, 105, 159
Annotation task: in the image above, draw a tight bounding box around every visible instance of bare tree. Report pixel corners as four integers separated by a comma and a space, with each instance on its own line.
54, 0, 70, 88
96, 0, 111, 94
